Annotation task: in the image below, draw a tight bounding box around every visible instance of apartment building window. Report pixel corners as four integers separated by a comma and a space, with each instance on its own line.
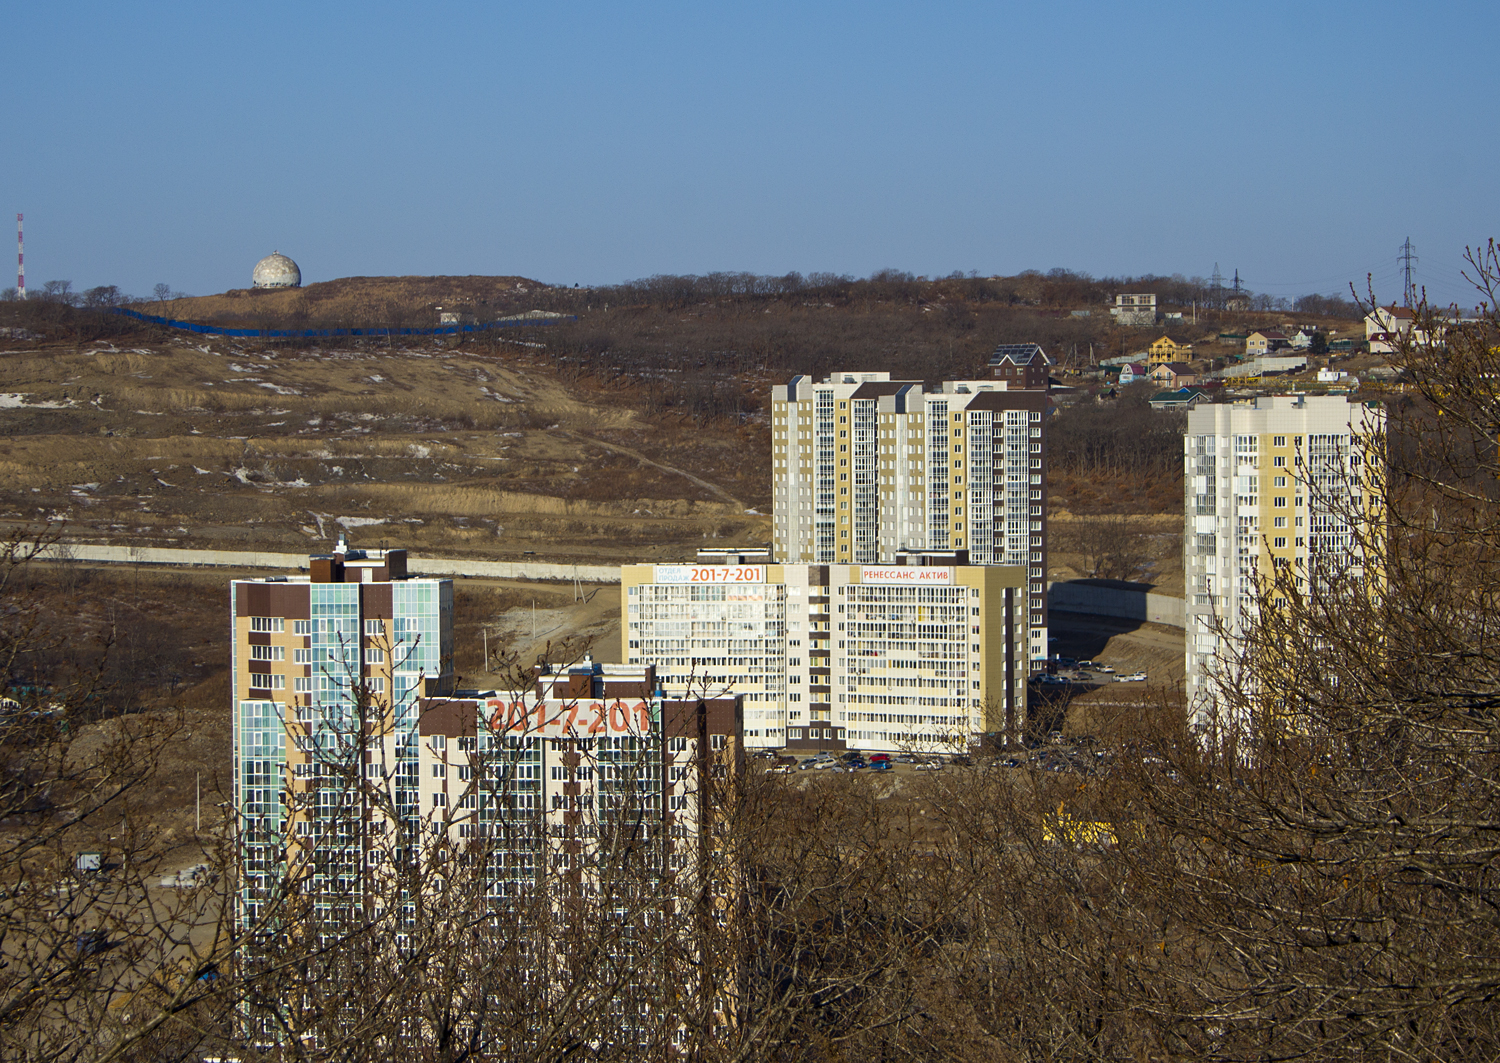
1274, 456, 1286, 467
250, 645, 285, 661
293, 620, 312, 635
1274, 497, 1288, 508
432, 763, 446, 778
364, 647, 385, 664
294, 677, 312, 693
367, 677, 385, 693
249, 617, 285, 633
1273, 436, 1286, 447
249, 673, 285, 690
1274, 537, 1287, 548
432, 793, 446, 808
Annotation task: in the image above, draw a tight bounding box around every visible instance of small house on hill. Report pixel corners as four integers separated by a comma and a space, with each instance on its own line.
1148, 362, 1197, 389
1149, 388, 1210, 410
988, 343, 1053, 390
1246, 330, 1289, 356
1147, 336, 1193, 364
1109, 294, 1157, 327
1117, 362, 1148, 386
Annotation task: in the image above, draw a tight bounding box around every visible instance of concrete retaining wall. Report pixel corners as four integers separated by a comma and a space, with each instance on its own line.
34, 543, 621, 584
1048, 580, 1185, 629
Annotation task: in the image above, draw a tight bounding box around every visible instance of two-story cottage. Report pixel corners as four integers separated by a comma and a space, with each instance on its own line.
1147, 336, 1193, 364
1109, 294, 1157, 327
1246, 330, 1289, 357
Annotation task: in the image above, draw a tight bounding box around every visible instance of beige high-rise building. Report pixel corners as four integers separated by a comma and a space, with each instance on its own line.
622, 551, 1030, 753
770, 365, 1049, 666
1183, 395, 1384, 730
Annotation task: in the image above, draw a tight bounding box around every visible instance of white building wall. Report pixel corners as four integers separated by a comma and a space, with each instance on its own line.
1183, 396, 1382, 731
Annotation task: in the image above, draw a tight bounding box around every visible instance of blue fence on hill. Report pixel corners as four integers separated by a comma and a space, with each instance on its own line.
110, 306, 575, 339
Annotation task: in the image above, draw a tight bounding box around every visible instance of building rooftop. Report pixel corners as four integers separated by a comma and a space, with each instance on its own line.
988, 342, 1052, 367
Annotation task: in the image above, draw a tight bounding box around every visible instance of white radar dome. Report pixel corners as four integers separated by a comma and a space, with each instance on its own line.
252, 252, 301, 289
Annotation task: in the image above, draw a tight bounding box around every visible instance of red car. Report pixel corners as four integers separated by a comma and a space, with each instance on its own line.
869, 753, 891, 763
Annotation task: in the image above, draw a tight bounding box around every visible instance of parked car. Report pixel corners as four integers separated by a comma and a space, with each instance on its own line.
894, 754, 919, 764
870, 760, 893, 772
798, 758, 820, 770
1116, 672, 1147, 683
914, 761, 943, 771
868, 753, 891, 763
1076, 660, 1096, 669
1039, 674, 1069, 686
753, 749, 777, 760
813, 759, 838, 770
949, 755, 972, 767
768, 765, 793, 775
1093, 664, 1115, 673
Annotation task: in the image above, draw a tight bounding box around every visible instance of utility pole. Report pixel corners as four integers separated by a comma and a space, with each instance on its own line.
1399, 237, 1419, 307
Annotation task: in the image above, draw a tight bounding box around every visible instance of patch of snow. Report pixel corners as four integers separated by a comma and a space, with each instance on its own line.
155, 478, 175, 488
336, 516, 386, 529
743, 508, 761, 515
193, 467, 212, 475
0, 393, 73, 409
71, 483, 100, 492
407, 444, 431, 459
256, 383, 303, 395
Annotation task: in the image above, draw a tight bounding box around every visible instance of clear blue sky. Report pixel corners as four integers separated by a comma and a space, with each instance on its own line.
4, 1, 1496, 307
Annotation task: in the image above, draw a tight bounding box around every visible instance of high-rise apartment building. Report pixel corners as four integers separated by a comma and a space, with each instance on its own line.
623, 551, 1030, 752
232, 541, 453, 925
1183, 396, 1383, 729
232, 543, 739, 940
770, 364, 1049, 664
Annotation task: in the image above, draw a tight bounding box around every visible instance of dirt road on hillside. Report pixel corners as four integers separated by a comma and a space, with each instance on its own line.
560, 431, 744, 509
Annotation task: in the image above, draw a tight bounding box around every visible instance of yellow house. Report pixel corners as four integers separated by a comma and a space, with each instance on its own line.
1148, 336, 1192, 364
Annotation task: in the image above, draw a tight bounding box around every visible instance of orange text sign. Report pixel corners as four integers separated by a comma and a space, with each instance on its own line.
486, 698, 655, 738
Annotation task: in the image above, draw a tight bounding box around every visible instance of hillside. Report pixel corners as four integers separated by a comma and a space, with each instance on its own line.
0, 335, 770, 564
0, 272, 1367, 572
156, 274, 554, 330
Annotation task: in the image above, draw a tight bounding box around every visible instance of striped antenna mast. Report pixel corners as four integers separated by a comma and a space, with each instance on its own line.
15, 214, 23, 299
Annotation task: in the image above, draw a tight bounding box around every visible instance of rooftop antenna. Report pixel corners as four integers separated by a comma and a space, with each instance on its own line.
15, 214, 24, 300
1398, 237, 1418, 307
